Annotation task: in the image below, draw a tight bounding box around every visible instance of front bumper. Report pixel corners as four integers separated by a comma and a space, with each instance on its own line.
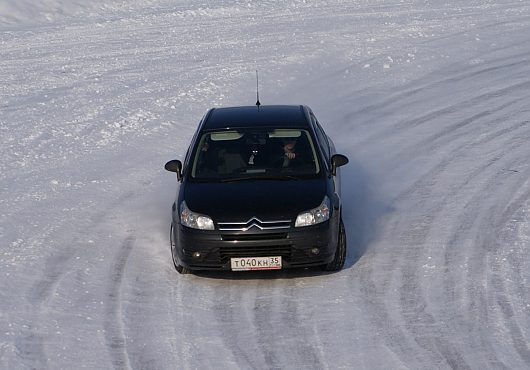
173, 220, 338, 271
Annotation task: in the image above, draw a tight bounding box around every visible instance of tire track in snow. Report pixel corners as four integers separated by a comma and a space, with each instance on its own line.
17, 230, 79, 368
457, 177, 530, 367
348, 40, 530, 366
402, 120, 524, 367
356, 258, 430, 368
394, 199, 471, 368
429, 73, 530, 367
10, 189, 138, 368
345, 54, 528, 121
27, 246, 73, 307
489, 220, 530, 366
355, 77, 530, 152
393, 116, 529, 368
441, 168, 529, 367
168, 273, 195, 370
13, 325, 47, 370
25, 190, 137, 308
395, 94, 530, 161
176, 274, 329, 369
195, 275, 327, 369
211, 280, 267, 369
252, 281, 326, 369
104, 235, 135, 370
116, 242, 181, 370
421, 14, 530, 47
343, 40, 530, 145
490, 195, 530, 365
168, 274, 240, 369
391, 157, 509, 367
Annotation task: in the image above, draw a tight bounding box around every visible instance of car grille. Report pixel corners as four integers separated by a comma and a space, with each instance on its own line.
218, 217, 291, 231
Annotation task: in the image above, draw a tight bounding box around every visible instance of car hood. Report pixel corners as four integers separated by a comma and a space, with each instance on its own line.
182, 179, 327, 223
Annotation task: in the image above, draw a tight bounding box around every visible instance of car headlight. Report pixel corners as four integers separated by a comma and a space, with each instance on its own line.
180, 201, 214, 230
295, 196, 330, 227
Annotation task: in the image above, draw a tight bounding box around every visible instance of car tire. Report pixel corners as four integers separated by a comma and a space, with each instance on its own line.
322, 217, 346, 271
170, 223, 190, 274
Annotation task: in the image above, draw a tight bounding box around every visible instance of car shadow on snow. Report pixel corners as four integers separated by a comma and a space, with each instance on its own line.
340, 159, 391, 269
192, 266, 336, 280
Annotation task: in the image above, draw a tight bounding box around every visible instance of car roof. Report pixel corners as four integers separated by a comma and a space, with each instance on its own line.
202, 105, 310, 130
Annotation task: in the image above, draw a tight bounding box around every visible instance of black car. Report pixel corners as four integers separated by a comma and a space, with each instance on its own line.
165, 105, 348, 273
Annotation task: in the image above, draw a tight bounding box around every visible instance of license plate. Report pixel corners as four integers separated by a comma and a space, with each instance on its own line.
230, 256, 282, 271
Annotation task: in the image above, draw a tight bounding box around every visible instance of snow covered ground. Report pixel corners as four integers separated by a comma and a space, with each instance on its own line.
1, 0, 529, 368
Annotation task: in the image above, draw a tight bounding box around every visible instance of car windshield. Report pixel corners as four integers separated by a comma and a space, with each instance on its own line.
190, 128, 321, 181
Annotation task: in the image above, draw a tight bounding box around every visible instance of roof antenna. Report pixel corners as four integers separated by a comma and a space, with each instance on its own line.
255, 70, 261, 107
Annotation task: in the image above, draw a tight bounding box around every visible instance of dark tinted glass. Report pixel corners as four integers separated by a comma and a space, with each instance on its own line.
311, 114, 331, 163
190, 128, 321, 180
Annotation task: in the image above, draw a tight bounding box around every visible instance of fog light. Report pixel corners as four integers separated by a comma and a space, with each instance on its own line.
192, 251, 202, 259
310, 247, 320, 255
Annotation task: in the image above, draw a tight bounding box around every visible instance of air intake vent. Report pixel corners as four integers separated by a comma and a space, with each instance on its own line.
222, 233, 287, 241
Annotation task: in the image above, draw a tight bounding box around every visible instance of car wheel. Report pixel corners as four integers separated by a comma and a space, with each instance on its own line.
170, 223, 190, 274
322, 217, 346, 271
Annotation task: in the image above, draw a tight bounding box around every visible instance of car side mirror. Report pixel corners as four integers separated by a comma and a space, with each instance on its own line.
165, 160, 183, 182
331, 154, 348, 176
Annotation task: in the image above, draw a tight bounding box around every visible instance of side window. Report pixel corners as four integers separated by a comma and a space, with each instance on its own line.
182, 120, 204, 176
311, 114, 331, 163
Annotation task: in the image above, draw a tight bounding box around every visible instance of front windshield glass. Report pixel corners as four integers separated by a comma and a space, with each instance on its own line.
190, 128, 321, 181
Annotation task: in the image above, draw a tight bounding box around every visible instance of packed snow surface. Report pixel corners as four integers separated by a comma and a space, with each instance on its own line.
1, 0, 530, 369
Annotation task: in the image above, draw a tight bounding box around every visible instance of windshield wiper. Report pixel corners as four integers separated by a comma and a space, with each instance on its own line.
221, 175, 300, 183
